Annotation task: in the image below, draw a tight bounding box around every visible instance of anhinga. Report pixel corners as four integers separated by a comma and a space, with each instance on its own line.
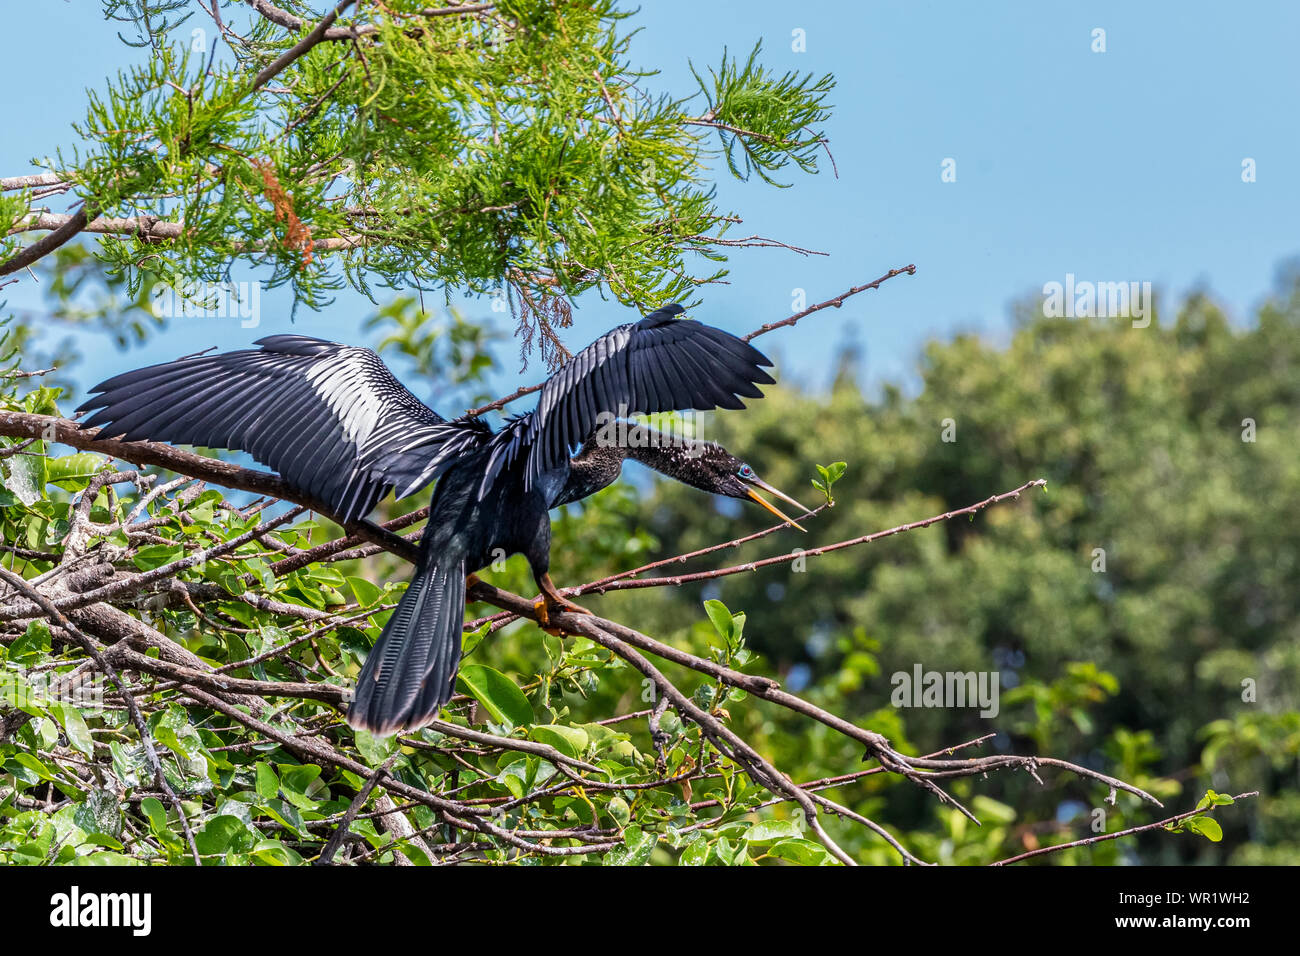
79, 304, 810, 734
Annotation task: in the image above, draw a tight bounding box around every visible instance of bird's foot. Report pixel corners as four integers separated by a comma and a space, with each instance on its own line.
532, 575, 592, 635
531, 595, 566, 636
464, 573, 484, 605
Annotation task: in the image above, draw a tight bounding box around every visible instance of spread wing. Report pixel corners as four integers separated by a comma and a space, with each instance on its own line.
77, 335, 489, 523
480, 304, 775, 496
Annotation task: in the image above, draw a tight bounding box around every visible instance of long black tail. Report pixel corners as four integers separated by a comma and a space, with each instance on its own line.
348, 557, 465, 736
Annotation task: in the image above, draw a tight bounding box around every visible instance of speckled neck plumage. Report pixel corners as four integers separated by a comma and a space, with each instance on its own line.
557, 424, 718, 506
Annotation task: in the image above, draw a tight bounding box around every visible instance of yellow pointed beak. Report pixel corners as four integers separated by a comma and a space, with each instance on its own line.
746, 484, 809, 532
754, 477, 817, 517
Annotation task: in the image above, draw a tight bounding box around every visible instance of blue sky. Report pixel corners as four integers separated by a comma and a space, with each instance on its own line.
4, 1, 1298, 403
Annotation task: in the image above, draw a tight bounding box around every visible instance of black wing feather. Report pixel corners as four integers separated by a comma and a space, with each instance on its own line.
479, 304, 775, 496
78, 335, 487, 523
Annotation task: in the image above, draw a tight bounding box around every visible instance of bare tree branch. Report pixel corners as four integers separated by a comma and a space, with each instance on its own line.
743, 264, 916, 342
991, 792, 1258, 866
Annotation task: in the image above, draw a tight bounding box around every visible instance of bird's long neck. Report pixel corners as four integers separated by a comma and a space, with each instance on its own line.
554, 424, 706, 507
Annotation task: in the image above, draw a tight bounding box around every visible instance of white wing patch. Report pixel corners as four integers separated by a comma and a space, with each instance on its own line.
306, 350, 381, 449
78, 333, 488, 524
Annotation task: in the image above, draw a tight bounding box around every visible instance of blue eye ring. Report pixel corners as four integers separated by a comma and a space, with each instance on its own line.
737, 464, 755, 479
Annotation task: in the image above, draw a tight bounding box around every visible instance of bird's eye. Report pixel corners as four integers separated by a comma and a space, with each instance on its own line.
737, 465, 755, 479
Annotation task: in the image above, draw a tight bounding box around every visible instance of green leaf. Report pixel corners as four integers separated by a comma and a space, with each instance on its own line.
575, 722, 640, 763
139, 797, 171, 839
254, 763, 279, 801
703, 599, 735, 641
307, 565, 346, 588
1183, 816, 1224, 843
679, 835, 711, 865
607, 796, 631, 827
742, 819, 802, 844
46, 454, 107, 487
347, 576, 384, 608
73, 789, 122, 839
277, 764, 325, 810
78, 833, 125, 851
530, 724, 589, 759
461, 620, 492, 658
767, 837, 831, 865
14, 752, 58, 782
241, 557, 275, 590
53, 704, 95, 758
132, 544, 184, 571
457, 665, 533, 727
610, 825, 657, 865
3, 445, 46, 505
0, 672, 42, 719
189, 498, 217, 525
70, 851, 142, 866
10, 619, 52, 666
812, 461, 846, 502
195, 815, 249, 856
353, 729, 398, 766
263, 799, 308, 839
1196, 789, 1235, 810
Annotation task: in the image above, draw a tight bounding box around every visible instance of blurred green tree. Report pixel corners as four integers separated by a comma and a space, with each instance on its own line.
618, 276, 1300, 862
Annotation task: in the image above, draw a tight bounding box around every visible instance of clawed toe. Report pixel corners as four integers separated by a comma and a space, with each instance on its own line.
532, 594, 553, 627
532, 591, 588, 636
532, 573, 592, 633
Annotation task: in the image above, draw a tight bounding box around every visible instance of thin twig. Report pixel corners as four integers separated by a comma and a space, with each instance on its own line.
743, 264, 916, 341
991, 792, 1258, 866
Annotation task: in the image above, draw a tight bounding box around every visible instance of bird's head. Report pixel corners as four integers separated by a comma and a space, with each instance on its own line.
670, 440, 814, 532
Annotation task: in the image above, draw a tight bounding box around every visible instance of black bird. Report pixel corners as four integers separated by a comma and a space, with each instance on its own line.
78, 304, 810, 734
